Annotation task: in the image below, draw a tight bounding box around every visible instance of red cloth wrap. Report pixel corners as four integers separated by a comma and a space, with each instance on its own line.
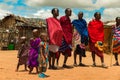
46, 17, 64, 46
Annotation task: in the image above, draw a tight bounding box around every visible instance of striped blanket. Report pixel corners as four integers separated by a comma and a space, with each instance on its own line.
113, 25, 120, 53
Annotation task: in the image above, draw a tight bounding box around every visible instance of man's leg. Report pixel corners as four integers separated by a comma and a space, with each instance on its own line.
63, 53, 68, 67
73, 50, 77, 66
48, 51, 52, 69
100, 57, 104, 63
92, 51, 96, 66
79, 53, 86, 66
100, 56, 108, 68
52, 53, 56, 69
56, 52, 60, 67
113, 53, 119, 65
79, 55, 82, 65
62, 49, 72, 68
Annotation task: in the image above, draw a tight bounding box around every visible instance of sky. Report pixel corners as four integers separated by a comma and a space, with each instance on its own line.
0, 0, 120, 22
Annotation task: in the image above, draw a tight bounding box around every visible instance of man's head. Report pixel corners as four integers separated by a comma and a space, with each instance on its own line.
65, 8, 72, 17
94, 12, 101, 20
116, 17, 120, 25
78, 11, 83, 19
51, 8, 59, 17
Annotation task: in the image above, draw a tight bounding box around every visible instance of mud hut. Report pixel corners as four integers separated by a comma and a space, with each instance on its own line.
0, 14, 46, 50
0, 14, 18, 50
103, 21, 116, 53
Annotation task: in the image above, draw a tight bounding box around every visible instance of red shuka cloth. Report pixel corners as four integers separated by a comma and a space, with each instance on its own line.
88, 19, 104, 58
88, 19, 104, 43
46, 17, 63, 46
60, 16, 73, 45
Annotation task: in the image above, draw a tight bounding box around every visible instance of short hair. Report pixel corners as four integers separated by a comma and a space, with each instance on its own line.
116, 17, 120, 20
78, 11, 83, 15
94, 12, 101, 17
51, 8, 59, 14
65, 8, 71, 13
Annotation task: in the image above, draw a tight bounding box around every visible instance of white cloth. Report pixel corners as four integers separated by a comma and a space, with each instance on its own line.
49, 45, 59, 53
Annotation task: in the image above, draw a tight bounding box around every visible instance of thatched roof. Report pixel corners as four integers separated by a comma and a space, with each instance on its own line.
0, 20, 2, 27
16, 18, 46, 28
104, 21, 116, 27
1, 14, 46, 28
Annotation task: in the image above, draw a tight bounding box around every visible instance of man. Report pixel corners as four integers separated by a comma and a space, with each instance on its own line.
72, 12, 88, 66
59, 8, 73, 68
112, 17, 120, 66
46, 8, 63, 69
88, 12, 107, 68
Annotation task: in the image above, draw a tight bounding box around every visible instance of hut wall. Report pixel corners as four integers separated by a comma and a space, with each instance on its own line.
1, 16, 16, 28
0, 16, 19, 50
0, 15, 47, 50
104, 27, 112, 53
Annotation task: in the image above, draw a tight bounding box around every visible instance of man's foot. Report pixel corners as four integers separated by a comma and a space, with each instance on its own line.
63, 64, 68, 68
73, 63, 77, 67
113, 62, 119, 66
92, 63, 96, 67
102, 64, 108, 68
52, 66, 57, 70
62, 64, 73, 68
56, 63, 59, 68
48, 66, 52, 69
79, 63, 86, 66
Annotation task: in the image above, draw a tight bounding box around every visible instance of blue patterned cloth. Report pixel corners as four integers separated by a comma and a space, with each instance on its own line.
72, 19, 88, 45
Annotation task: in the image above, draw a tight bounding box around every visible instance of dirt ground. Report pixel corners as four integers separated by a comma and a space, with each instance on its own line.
0, 50, 120, 80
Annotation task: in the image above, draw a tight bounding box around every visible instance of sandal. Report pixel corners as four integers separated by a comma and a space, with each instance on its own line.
73, 63, 77, 67
79, 63, 86, 66
102, 64, 108, 68
113, 62, 119, 66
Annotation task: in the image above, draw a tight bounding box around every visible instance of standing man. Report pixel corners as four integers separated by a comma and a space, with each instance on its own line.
72, 12, 88, 66
46, 8, 63, 69
112, 17, 120, 66
59, 8, 73, 68
88, 12, 107, 68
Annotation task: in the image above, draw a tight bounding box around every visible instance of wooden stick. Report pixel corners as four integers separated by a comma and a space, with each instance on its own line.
110, 36, 114, 67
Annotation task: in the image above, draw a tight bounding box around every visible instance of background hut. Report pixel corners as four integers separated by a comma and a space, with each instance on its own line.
0, 14, 18, 50
103, 21, 116, 53
0, 14, 46, 50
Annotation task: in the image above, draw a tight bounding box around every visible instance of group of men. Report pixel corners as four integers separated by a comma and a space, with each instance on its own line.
46, 8, 110, 69
16, 7, 120, 75
47, 8, 73, 69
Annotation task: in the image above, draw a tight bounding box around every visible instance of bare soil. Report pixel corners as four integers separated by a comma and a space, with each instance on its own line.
0, 50, 120, 80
